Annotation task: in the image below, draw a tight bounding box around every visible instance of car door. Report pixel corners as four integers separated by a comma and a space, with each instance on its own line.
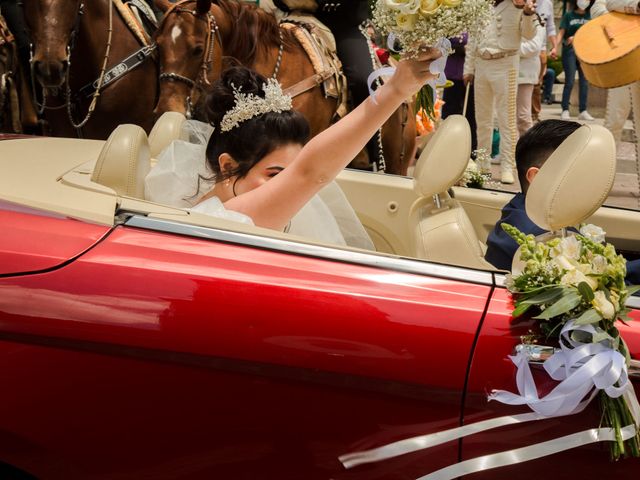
460, 277, 640, 479
0, 213, 493, 479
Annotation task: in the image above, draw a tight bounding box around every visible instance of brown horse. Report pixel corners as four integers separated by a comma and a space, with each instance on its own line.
21, 0, 158, 138
153, 0, 416, 175
0, 12, 38, 133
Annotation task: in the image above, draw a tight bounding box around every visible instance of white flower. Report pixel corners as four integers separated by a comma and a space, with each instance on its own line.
559, 236, 581, 260
396, 12, 418, 30
439, 0, 463, 6
580, 224, 606, 243
560, 269, 598, 290
553, 254, 576, 272
591, 255, 608, 275
385, 0, 421, 13
420, 0, 441, 15
592, 290, 616, 320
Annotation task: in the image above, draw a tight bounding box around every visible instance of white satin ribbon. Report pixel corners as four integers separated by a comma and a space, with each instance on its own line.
367, 38, 451, 104
488, 320, 634, 418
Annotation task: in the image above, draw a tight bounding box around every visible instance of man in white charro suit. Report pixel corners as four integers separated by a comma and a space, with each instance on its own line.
592, 0, 640, 166
464, 0, 538, 184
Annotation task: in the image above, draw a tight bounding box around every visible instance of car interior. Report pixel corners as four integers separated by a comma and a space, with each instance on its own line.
2, 111, 640, 272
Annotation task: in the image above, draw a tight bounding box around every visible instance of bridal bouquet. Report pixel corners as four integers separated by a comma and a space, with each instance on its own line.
498, 223, 640, 460
372, 0, 492, 119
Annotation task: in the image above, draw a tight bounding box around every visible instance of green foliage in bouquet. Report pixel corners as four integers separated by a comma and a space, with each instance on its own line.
503, 223, 640, 460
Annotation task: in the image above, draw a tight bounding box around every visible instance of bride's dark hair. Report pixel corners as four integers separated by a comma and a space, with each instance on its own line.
202, 66, 310, 182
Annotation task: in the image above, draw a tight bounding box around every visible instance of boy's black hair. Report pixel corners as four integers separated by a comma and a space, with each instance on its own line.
516, 119, 582, 193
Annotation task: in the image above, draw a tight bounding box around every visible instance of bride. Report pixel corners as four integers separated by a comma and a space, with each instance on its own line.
148, 50, 440, 238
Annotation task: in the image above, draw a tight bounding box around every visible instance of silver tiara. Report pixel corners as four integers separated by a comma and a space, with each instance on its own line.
220, 78, 293, 133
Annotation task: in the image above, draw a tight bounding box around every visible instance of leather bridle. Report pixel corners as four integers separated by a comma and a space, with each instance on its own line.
156, 0, 220, 115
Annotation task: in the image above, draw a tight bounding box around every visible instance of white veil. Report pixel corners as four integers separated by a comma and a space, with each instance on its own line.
144, 120, 374, 250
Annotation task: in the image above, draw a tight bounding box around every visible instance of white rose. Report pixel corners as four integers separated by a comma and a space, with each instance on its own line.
580, 224, 606, 243
385, 0, 421, 13
439, 0, 462, 6
592, 290, 616, 320
396, 13, 418, 30
419, 0, 441, 15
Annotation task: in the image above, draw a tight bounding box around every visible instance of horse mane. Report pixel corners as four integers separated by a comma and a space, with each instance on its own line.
214, 0, 295, 66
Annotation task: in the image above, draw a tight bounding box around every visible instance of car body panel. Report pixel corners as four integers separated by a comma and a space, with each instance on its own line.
461, 287, 640, 478
0, 222, 490, 478
0, 200, 111, 275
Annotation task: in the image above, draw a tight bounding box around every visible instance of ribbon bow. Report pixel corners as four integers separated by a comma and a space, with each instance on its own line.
367, 37, 451, 104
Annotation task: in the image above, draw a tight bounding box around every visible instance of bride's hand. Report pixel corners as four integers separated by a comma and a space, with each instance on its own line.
388, 48, 442, 98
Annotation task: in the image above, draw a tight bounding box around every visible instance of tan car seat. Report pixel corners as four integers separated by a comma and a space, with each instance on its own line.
409, 114, 494, 270
512, 124, 616, 272
148, 111, 188, 159
91, 124, 150, 198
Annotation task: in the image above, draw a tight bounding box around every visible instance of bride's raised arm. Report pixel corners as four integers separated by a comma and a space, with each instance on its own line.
220, 50, 441, 231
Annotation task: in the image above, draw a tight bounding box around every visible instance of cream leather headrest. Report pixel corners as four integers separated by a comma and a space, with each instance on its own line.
91, 124, 150, 198
148, 111, 187, 158
413, 115, 471, 197
526, 124, 616, 231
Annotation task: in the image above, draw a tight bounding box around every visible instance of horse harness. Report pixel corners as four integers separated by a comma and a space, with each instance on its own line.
0, 13, 22, 132
157, 0, 221, 118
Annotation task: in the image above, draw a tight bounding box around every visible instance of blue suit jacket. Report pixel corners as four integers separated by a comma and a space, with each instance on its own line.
484, 193, 640, 285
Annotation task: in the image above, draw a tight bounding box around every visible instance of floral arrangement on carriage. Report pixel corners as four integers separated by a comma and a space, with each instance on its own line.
493, 224, 640, 461
371, 0, 492, 119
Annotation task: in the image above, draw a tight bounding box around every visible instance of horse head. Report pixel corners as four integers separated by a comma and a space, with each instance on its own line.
20, 0, 84, 88
153, 0, 221, 117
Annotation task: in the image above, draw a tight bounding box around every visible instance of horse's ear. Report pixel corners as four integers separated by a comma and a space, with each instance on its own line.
154, 0, 173, 13
196, 0, 212, 15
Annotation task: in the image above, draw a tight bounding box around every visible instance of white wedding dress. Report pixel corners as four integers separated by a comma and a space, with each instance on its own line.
145, 120, 374, 250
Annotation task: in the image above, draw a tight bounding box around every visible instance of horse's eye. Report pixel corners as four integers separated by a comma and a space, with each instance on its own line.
192, 45, 204, 56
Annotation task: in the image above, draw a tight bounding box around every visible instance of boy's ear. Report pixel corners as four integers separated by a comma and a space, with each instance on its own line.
526, 166, 540, 185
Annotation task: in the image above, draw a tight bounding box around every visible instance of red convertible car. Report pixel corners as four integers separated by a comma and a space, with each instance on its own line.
0, 115, 639, 479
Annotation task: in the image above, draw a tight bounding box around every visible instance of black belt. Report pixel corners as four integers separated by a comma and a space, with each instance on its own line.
78, 43, 155, 99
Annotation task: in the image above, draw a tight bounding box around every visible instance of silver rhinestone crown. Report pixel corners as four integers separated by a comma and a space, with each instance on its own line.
220, 78, 293, 133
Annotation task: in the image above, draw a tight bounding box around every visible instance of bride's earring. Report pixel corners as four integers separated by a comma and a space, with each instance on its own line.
224, 178, 230, 188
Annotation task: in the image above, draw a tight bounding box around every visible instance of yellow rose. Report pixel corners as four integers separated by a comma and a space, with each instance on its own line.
439, 0, 463, 6
386, 0, 421, 13
419, 0, 440, 15
396, 13, 418, 30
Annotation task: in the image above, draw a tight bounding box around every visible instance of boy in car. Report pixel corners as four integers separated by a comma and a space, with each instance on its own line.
484, 119, 640, 283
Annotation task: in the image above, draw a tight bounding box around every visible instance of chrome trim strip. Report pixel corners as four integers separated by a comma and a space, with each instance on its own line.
124, 215, 494, 285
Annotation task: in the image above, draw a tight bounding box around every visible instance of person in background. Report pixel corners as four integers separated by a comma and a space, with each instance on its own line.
531, 0, 558, 122
517, 20, 546, 134
558, 0, 593, 121
464, 0, 538, 184
592, 0, 640, 167
442, 33, 477, 153
542, 66, 556, 104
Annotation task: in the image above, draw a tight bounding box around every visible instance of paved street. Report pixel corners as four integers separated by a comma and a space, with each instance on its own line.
484, 102, 639, 210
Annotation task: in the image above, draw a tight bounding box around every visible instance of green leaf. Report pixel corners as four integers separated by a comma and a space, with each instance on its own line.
520, 286, 566, 305
534, 291, 582, 320
625, 285, 640, 296
512, 301, 533, 318
577, 281, 595, 302
573, 308, 602, 325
